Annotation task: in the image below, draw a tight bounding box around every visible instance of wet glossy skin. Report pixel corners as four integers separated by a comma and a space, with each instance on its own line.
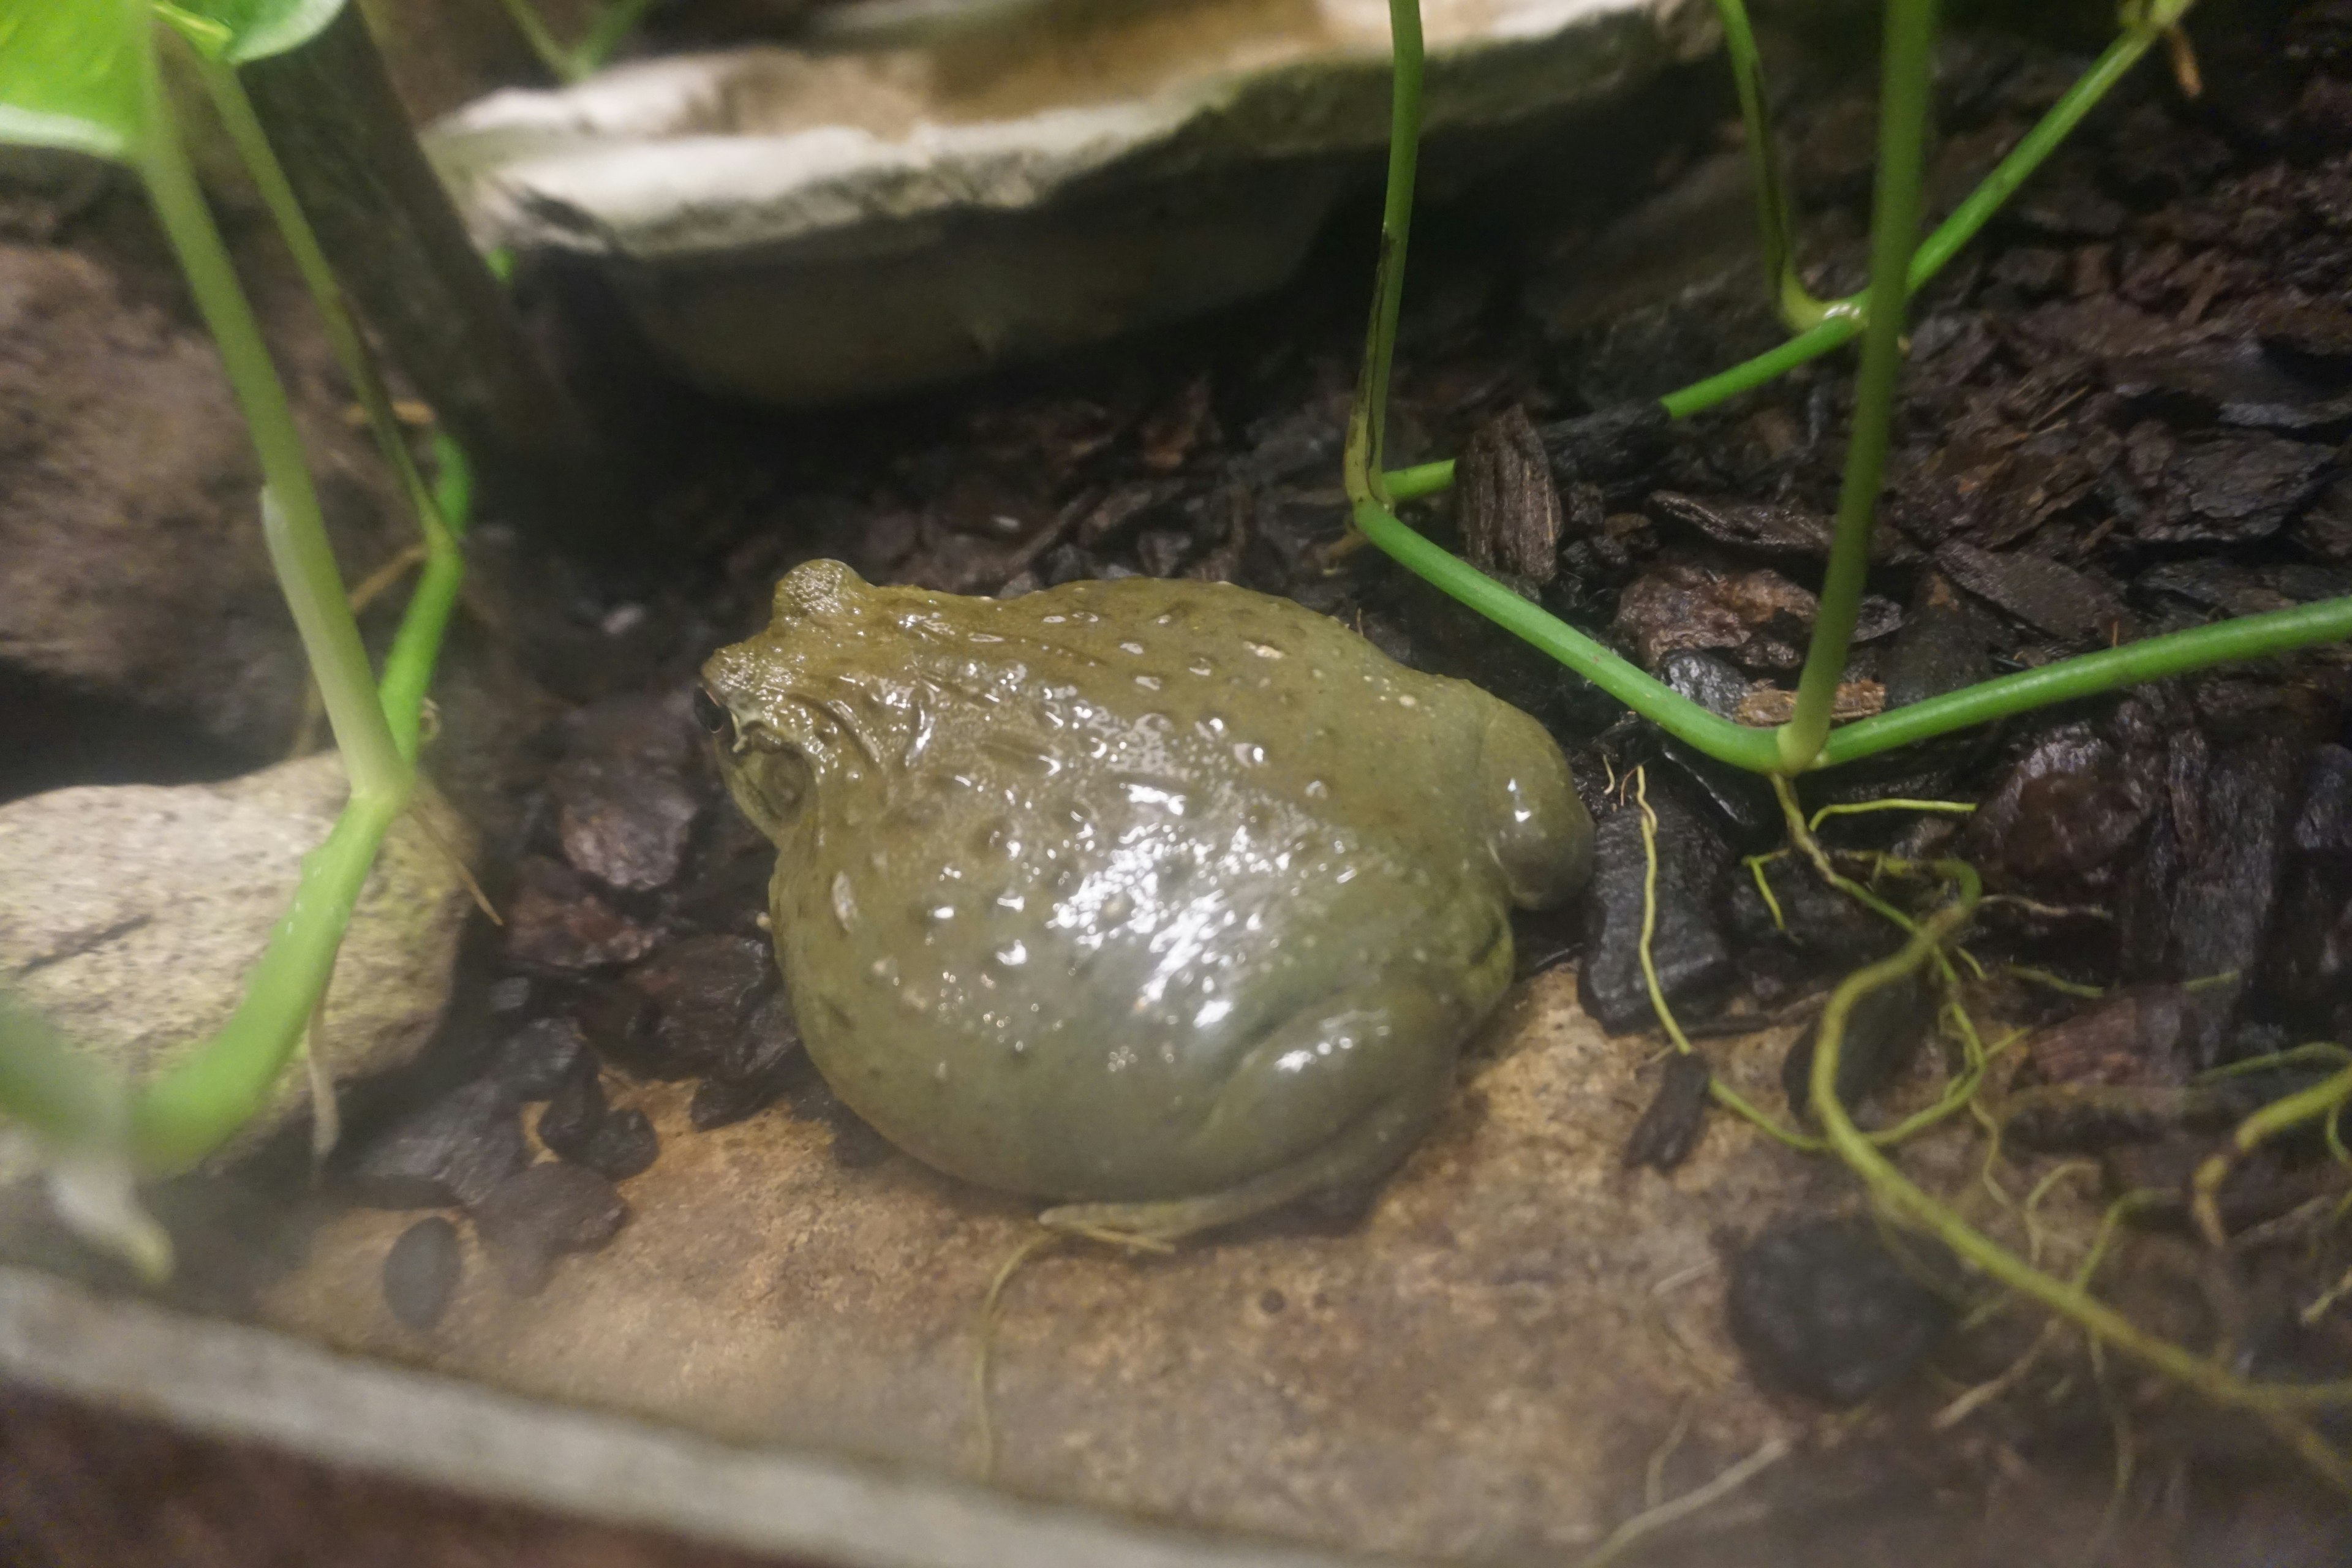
701, 560, 1593, 1220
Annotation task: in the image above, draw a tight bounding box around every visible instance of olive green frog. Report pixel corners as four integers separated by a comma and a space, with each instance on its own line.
700, 560, 1593, 1244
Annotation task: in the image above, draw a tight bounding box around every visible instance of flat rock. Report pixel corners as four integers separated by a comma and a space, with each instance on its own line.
427, 0, 1713, 405
0, 753, 477, 1182
258, 967, 1822, 1561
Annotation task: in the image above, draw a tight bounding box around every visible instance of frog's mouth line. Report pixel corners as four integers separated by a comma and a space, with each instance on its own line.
711, 717, 815, 839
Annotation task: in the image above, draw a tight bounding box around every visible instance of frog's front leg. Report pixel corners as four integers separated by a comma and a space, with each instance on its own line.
1037, 971, 1483, 1250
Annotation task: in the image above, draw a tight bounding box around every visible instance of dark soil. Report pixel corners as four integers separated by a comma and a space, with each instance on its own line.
10, 0, 2352, 1557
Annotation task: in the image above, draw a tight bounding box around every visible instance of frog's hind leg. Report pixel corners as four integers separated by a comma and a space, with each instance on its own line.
1036, 1084, 1435, 1251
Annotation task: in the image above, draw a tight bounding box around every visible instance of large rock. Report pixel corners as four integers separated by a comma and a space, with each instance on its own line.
428, 0, 1713, 405
0, 755, 477, 1178
258, 965, 1826, 1560
0, 239, 401, 785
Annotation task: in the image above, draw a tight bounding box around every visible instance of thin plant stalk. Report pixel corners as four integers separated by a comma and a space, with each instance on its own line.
186, 50, 450, 560
118, 47, 415, 1173
1709, 0, 1844, 331
1814, 594, 2352, 765
1357, 505, 1785, 768
131, 55, 403, 806
183, 47, 467, 760
1343, 0, 1424, 510
1348, 4, 2349, 777
1659, 27, 2155, 419
1346, 0, 1779, 771
1778, 0, 1934, 771
376, 436, 472, 758
1377, 25, 2163, 502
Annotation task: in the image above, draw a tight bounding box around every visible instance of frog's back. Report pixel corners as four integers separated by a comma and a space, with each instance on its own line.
733, 564, 1569, 1203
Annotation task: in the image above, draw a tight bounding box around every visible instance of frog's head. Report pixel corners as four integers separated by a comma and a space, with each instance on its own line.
696, 560, 872, 843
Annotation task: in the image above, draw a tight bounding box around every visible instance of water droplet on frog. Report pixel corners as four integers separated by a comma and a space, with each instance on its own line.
1119, 640, 1146, 655
1397, 693, 1419, 707
1154, 613, 1174, 625
1136, 674, 1162, 690
1072, 610, 1099, 624
1305, 778, 1329, 798
1246, 641, 1284, 660
831, 872, 859, 930
925, 903, 956, 924
995, 940, 1029, 967
1232, 742, 1265, 766
1188, 659, 1213, 677
934, 1061, 950, 1083
1042, 613, 1066, 624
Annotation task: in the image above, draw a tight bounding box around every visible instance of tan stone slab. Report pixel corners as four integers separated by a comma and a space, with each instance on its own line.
257, 967, 1828, 1562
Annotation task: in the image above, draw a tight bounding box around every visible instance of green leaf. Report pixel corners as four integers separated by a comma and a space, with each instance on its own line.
0, 0, 149, 161
162, 0, 343, 64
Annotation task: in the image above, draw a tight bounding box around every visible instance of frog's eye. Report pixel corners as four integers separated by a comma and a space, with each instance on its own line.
692, 686, 729, 736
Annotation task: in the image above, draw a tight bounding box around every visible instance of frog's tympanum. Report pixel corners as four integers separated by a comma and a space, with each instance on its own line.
701, 560, 1593, 1243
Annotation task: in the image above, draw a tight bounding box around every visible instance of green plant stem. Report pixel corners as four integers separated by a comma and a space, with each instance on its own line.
1352, 499, 1783, 768
1377, 28, 2161, 499
1814, 595, 2352, 767
377, 436, 472, 757
1709, 0, 1842, 331
1664, 26, 2153, 420
121, 56, 414, 1172
129, 449, 472, 1174
1341, 36, 1745, 761
1777, 0, 1934, 772
1807, 864, 2352, 1494
197, 45, 474, 760
134, 70, 403, 805
1343, 0, 1425, 511
187, 51, 451, 566
130, 789, 405, 1171
1350, 4, 2347, 775
1356, 499, 2352, 775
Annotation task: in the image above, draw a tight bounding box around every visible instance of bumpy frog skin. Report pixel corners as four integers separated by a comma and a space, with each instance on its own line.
701, 560, 1593, 1242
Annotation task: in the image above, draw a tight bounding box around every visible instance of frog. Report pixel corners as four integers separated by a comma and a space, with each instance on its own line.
698, 559, 1594, 1245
